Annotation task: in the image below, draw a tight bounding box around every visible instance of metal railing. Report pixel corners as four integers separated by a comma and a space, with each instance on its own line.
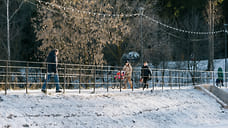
0, 60, 226, 94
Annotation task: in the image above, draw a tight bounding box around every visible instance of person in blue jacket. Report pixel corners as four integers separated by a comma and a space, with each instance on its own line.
41, 49, 62, 93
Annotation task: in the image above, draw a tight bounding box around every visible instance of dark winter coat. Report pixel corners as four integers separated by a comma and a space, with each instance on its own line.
141, 65, 152, 78
46, 50, 58, 73
217, 67, 223, 81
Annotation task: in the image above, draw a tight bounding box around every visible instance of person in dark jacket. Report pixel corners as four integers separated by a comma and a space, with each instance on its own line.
216, 67, 224, 87
141, 61, 152, 90
41, 49, 62, 93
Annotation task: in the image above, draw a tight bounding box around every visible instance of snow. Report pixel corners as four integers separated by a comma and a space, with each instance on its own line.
1, 59, 228, 127
224, 88, 228, 93
1, 87, 228, 128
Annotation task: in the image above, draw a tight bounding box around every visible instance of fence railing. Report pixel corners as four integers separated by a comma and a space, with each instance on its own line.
0, 60, 226, 94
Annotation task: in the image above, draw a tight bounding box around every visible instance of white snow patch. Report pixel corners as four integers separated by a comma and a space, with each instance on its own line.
1, 87, 228, 128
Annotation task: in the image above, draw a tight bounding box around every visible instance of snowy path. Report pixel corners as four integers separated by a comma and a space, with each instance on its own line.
0, 87, 228, 128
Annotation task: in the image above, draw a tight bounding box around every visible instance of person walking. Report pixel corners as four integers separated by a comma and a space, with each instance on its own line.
216, 67, 224, 87
141, 61, 152, 90
123, 61, 133, 89
41, 49, 62, 93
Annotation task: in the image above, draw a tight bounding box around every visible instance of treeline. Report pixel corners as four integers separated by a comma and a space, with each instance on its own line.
0, 0, 227, 68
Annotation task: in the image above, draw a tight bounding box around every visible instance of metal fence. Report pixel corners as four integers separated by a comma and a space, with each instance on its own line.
0, 60, 226, 95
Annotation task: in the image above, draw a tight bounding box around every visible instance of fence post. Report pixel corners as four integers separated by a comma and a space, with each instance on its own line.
64, 64, 66, 94
5, 61, 8, 95
39, 68, 42, 89
162, 69, 165, 90
131, 67, 134, 92
169, 70, 172, 90
178, 71, 180, 89
151, 69, 154, 92
182, 71, 184, 87
26, 62, 29, 94
205, 71, 207, 84
212, 70, 215, 86
161, 70, 163, 92
45, 63, 48, 94
182, 71, 184, 86
93, 65, 96, 93
106, 66, 109, 92
79, 66, 81, 94
120, 69, 122, 92
226, 70, 228, 88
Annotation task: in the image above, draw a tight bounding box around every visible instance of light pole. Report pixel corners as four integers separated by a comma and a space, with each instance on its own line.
7, 0, 10, 61
225, 24, 228, 87
139, 7, 144, 65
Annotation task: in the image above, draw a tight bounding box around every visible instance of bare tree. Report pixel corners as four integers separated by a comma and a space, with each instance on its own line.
0, 0, 35, 60
205, 0, 224, 71
33, 0, 130, 65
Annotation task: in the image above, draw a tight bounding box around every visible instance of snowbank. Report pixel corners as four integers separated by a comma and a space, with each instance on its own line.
0, 87, 228, 128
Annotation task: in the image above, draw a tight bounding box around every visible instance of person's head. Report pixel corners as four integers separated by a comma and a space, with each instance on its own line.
54, 49, 59, 55
144, 61, 148, 66
125, 60, 130, 66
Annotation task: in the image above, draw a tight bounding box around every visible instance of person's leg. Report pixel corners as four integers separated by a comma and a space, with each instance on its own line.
42, 74, 51, 90
143, 78, 146, 90
216, 79, 219, 86
123, 78, 127, 89
144, 77, 149, 89
54, 73, 60, 91
128, 77, 133, 89
143, 77, 149, 90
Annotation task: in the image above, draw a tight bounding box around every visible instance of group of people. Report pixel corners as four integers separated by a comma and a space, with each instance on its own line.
42, 49, 226, 93
42, 49, 152, 93
120, 61, 152, 90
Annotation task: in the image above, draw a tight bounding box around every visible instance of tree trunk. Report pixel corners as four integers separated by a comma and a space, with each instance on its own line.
207, 0, 214, 71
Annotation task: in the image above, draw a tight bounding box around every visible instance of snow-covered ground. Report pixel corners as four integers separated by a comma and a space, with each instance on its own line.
223, 88, 228, 93
1, 87, 228, 128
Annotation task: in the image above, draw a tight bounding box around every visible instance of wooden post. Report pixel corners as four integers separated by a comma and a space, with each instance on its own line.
26, 63, 29, 94
107, 66, 109, 92
79, 66, 81, 94
5, 61, 8, 95
45, 63, 48, 94
120, 69, 122, 92
151, 69, 154, 92
178, 71, 180, 90
93, 65, 96, 93
169, 70, 172, 90
64, 64, 66, 94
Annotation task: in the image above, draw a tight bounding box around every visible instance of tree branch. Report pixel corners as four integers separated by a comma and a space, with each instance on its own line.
0, 40, 7, 50
0, 14, 6, 19
9, 0, 25, 21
